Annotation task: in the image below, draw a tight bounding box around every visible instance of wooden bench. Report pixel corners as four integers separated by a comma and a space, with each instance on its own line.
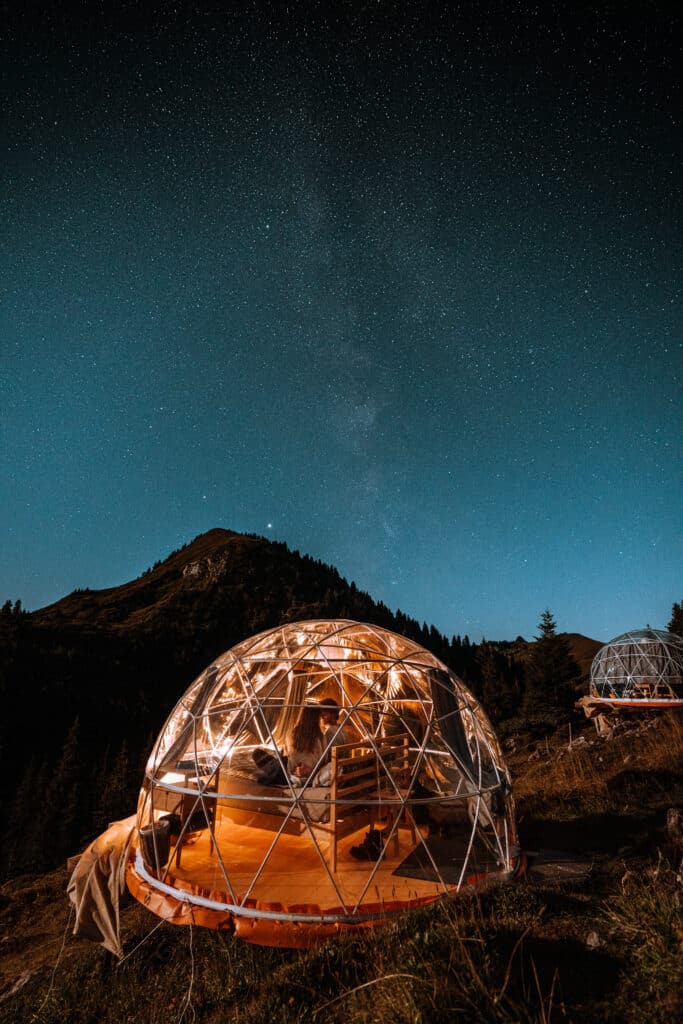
311, 732, 417, 871
217, 733, 417, 871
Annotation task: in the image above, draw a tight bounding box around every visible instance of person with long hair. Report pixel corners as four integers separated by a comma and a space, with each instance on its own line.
286, 705, 325, 783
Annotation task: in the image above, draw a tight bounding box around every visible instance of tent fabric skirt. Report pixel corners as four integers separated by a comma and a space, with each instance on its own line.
125, 847, 517, 948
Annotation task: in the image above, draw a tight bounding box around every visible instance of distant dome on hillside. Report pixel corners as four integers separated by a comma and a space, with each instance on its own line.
589, 628, 683, 705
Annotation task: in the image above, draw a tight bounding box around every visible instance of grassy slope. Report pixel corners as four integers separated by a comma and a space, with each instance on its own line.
563, 633, 603, 679
1, 712, 681, 1024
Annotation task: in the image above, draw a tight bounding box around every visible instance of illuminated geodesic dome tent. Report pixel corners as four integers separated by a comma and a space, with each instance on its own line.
126, 620, 520, 947
589, 628, 683, 706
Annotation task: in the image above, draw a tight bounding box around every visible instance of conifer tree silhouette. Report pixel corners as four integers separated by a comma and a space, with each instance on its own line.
668, 601, 683, 636
524, 609, 579, 719
43, 717, 82, 865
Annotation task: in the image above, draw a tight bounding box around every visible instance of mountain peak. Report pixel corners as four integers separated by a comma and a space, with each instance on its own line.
161, 527, 257, 571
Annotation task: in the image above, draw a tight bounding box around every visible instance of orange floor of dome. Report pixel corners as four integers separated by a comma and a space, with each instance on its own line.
126, 813, 511, 946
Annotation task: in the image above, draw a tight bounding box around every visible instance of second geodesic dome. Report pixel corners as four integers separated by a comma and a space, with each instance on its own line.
589, 628, 683, 706
126, 620, 520, 947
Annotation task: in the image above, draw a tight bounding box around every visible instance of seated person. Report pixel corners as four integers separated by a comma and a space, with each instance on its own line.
318, 698, 353, 748
286, 705, 326, 785
252, 745, 288, 785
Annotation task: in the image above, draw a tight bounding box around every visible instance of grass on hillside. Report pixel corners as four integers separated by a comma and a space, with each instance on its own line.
1, 713, 681, 1024
514, 708, 683, 818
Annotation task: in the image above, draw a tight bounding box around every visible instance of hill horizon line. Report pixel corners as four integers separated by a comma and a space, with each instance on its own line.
13, 525, 603, 650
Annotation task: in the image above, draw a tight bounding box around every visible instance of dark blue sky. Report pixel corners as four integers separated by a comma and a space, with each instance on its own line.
1, 3, 680, 641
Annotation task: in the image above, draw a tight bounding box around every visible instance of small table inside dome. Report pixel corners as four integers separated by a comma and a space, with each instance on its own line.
153, 769, 217, 867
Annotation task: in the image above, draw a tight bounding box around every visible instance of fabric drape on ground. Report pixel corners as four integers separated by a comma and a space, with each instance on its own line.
67, 815, 137, 958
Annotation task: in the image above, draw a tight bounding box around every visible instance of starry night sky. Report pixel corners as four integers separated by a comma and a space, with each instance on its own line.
1, 3, 681, 641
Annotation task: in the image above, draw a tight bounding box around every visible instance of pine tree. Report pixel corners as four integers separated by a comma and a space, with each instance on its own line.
538, 609, 556, 640
2, 758, 51, 876
668, 601, 683, 636
90, 745, 111, 835
99, 740, 133, 827
479, 646, 516, 722
2, 755, 43, 878
43, 718, 83, 865
523, 609, 580, 719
